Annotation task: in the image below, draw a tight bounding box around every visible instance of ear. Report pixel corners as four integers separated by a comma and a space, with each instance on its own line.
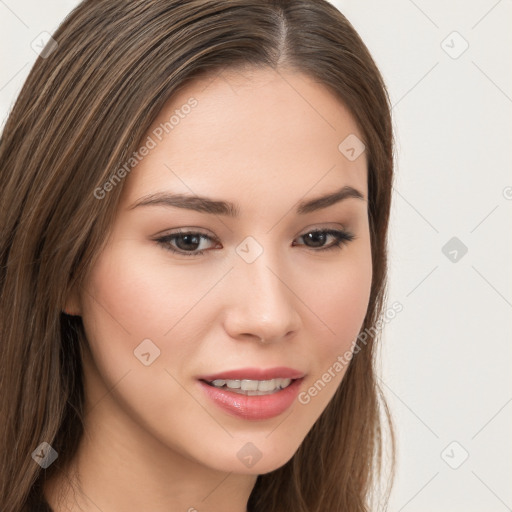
63, 284, 82, 317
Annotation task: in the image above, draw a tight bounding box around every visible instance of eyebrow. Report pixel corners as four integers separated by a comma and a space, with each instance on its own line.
128, 185, 365, 217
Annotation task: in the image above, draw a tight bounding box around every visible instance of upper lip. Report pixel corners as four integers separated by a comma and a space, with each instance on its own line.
198, 367, 305, 382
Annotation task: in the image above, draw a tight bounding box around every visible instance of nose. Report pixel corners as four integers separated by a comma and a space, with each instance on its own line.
222, 249, 301, 345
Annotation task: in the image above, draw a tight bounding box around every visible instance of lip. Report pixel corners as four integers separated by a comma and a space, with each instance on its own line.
198, 366, 305, 382
198, 377, 304, 421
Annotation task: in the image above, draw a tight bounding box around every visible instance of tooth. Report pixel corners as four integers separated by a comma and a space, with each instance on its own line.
210, 377, 294, 392
278, 378, 291, 389
240, 379, 259, 391
257, 379, 276, 392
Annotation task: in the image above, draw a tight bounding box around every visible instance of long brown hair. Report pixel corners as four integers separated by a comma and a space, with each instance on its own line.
0, 1, 395, 510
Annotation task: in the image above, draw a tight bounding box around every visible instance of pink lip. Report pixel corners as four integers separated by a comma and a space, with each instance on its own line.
198, 377, 304, 421
198, 366, 305, 381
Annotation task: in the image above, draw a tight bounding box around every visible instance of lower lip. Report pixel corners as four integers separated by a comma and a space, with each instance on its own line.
198, 378, 303, 421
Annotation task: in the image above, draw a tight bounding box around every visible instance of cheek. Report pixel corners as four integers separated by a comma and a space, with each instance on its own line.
78, 238, 220, 395
283, 242, 372, 437
325, 262, 372, 344
81, 240, 204, 344
78, 242, 210, 442
78, 241, 176, 387
308, 242, 372, 351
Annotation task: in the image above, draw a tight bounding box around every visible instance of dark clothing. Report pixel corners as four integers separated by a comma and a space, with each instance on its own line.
23, 492, 53, 512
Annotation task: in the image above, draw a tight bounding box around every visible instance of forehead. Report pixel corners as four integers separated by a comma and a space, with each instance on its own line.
120, 66, 367, 211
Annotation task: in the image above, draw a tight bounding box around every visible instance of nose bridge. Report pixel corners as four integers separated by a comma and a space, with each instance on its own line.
226, 237, 300, 340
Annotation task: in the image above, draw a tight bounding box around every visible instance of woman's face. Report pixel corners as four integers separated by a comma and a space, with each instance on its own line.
72, 66, 372, 475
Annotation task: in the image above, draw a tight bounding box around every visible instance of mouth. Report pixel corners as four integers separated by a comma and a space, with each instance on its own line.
196, 367, 306, 420
200, 377, 296, 396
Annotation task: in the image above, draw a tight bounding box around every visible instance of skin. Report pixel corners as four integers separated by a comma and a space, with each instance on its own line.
45, 66, 372, 512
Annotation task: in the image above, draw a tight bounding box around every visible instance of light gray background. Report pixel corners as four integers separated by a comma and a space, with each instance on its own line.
1, 1, 511, 510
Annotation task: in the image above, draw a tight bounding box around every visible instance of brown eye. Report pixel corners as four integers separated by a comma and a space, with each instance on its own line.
293, 229, 355, 251
156, 230, 218, 256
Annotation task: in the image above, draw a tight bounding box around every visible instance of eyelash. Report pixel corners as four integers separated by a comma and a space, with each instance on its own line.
155, 228, 355, 257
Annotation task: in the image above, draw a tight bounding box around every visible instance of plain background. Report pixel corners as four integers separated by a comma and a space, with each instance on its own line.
1, 1, 511, 510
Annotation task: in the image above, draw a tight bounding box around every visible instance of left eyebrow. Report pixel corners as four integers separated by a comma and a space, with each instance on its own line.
128, 185, 365, 217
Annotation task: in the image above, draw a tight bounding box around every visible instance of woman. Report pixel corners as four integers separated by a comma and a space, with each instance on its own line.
0, 1, 395, 510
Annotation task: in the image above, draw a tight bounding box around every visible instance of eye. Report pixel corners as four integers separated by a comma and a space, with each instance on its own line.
155, 229, 218, 257
155, 228, 355, 257
293, 228, 355, 252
